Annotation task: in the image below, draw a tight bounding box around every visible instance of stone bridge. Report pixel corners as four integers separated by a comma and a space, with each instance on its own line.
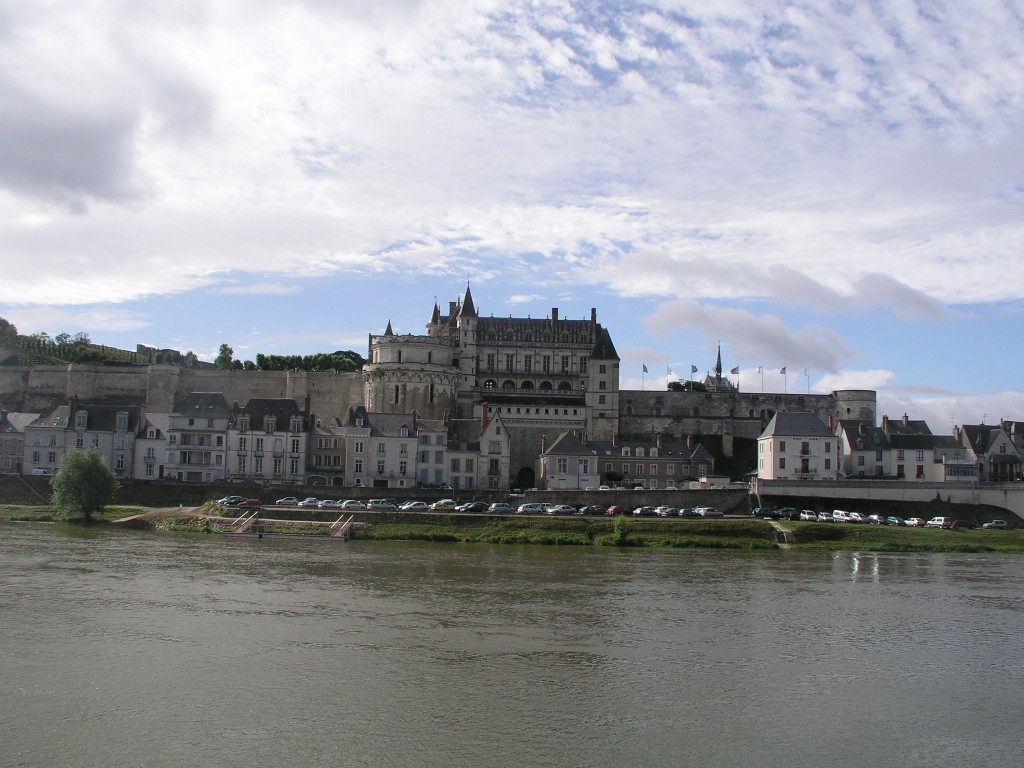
751, 478, 1024, 521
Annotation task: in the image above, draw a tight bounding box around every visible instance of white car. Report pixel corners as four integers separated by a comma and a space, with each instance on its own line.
983, 519, 1008, 529
846, 512, 868, 524
832, 510, 851, 523
276, 496, 300, 506
516, 503, 544, 515
317, 499, 341, 508
367, 499, 397, 510
905, 517, 926, 527
338, 499, 367, 510
798, 510, 818, 521
925, 516, 953, 528
429, 499, 457, 511
296, 497, 320, 507
400, 501, 429, 511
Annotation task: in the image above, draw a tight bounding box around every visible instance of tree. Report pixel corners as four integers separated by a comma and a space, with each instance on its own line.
51, 447, 119, 523
215, 343, 234, 369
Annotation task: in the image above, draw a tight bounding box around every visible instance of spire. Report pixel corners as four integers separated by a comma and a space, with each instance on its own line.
460, 285, 477, 317
715, 343, 723, 378
429, 302, 439, 325
384, 320, 394, 336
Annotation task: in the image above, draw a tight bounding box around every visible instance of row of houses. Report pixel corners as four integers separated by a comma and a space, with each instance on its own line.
0, 393, 512, 492
3, 392, 1020, 490
757, 412, 1023, 483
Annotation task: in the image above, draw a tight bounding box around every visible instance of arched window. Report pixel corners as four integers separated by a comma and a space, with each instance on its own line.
521, 381, 534, 390
484, 379, 497, 390
558, 381, 571, 391
502, 380, 515, 390
539, 381, 553, 390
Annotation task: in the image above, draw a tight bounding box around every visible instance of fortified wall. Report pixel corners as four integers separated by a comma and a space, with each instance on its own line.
0, 363, 364, 420
618, 388, 876, 454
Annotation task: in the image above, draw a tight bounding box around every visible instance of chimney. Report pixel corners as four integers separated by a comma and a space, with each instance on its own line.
480, 403, 488, 428
902, 413, 909, 427
582, 430, 588, 446
550, 307, 558, 326
859, 422, 866, 435
687, 434, 694, 449
882, 415, 888, 432
612, 432, 618, 447
828, 414, 834, 431
590, 307, 597, 326
541, 434, 547, 454
657, 432, 664, 449
412, 409, 418, 431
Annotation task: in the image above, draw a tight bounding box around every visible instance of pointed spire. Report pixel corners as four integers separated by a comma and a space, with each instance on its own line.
384, 320, 394, 336
429, 302, 439, 325
460, 284, 477, 317
715, 343, 723, 377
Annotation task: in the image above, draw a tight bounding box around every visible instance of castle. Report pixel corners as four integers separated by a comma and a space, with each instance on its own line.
0, 286, 875, 488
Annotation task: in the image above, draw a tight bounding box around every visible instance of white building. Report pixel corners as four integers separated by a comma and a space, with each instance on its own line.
758, 412, 837, 480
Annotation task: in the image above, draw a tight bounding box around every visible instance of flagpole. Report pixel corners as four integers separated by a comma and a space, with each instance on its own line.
805, 367, 810, 394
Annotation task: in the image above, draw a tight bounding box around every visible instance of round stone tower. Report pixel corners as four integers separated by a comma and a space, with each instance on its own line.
363, 322, 459, 419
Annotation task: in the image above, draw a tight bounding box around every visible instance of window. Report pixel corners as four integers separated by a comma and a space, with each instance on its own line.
377, 460, 385, 475
273, 458, 282, 474
435, 450, 443, 464
580, 459, 589, 474
598, 395, 606, 404
291, 438, 300, 453
561, 356, 570, 373
915, 451, 925, 461
354, 459, 363, 473
399, 460, 407, 476
580, 357, 588, 374
207, 418, 215, 428
488, 441, 501, 454
824, 458, 831, 469
543, 356, 550, 373
75, 435, 84, 449
897, 449, 905, 460
290, 459, 299, 474
400, 444, 408, 456
650, 464, 657, 475
238, 456, 247, 472
779, 457, 786, 469
486, 353, 495, 371
524, 355, 532, 373
599, 364, 606, 374
451, 458, 461, 472
255, 437, 264, 452
779, 440, 786, 451
436, 435, 444, 445
599, 381, 607, 390
377, 442, 386, 455
557, 458, 568, 474
876, 450, 883, 461
857, 455, 865, 466
506, 353, 514, 372
622, 463, 630, 474
354, 441, 364, 453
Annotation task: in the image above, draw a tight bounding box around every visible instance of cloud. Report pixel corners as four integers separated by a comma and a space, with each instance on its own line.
3, 305, 151, 336
209, 283, 301, 297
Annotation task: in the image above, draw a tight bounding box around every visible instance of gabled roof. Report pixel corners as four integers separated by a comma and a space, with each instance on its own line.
0, 412, 40, 433
70, 403, 143, 432
28, 405, 70, 429
763, 412, 834, 439
960, 424, 1006, 454
549, 431, 713, 461
138, 413, 169, 439
235, 398, 303, 431
545, 431, 591, 455
172, 392, 232, 417
590, 326, 619, 361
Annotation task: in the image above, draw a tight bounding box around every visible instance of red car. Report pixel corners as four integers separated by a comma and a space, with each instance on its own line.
606, 505, 627, 516
951, 519, 976, 529
237, 498, 262, 509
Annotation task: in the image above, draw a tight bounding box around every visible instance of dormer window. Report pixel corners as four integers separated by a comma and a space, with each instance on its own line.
400, 427, 409, 437
75, 411, 88, 429
636, 448, 645, 457
265, 417, 276, 434
116, 412, 129, 431
622, 447, 630, 456
239, 418, 249, 433
356, 418, 364, 427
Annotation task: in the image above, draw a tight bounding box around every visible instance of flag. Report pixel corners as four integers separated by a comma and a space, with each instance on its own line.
803, 367, 809, 376
690, 364, 698, 374
730, 366, 739, 375
667, 367, 674, 377
757, 366, 762, 374
642, 364, 648, 374
780, 366, 787, 375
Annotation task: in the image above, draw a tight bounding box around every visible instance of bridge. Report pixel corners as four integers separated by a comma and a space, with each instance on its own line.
751, 478, 1024, 521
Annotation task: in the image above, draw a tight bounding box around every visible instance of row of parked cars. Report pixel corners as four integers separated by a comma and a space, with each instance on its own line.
752, 506, 1009, 529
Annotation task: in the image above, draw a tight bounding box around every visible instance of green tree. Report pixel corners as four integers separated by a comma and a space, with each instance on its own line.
51, 447, 119, 523
0, 317, 17, 344
215, 343, 234, 369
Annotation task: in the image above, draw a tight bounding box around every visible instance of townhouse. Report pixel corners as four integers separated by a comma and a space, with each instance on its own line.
758, 412, 838, 481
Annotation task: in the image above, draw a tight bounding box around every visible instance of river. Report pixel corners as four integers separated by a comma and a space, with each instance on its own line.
1, 523, 1022, 768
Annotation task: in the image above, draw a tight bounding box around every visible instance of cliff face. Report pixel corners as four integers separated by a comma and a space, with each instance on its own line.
0, 364, 364, 420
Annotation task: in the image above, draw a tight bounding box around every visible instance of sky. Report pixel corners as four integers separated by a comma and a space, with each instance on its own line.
2, 0, 1023, 433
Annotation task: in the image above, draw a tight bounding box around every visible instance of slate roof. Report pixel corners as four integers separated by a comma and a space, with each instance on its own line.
70, 403, 143, 433
28, 406, 70, 429
0, 412, 40, 433
764, 412, 834, 439
234, 398, 304, 430
172, 392, 232, 418
546, 431, 714, 461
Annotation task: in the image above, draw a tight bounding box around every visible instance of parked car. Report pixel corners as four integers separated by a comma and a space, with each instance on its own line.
951, 519, 976, 529
400, 501, 429, 512
339, 499, 367, 510
487, 502, 514, 514
983, 519, 1008, 529
546, 504, 577, 515
678, 508, 701, 518
757, 508, 782, 520
516, 503, 545, 515
846, 512, 868, 524
832, 510, 851, 523
606, 505, 627, 516
697, 507, 724, 519
318, 499, 341, 508
429, 499, 457, 511
455, 501, 488, 513
296, 497, 320, 507
925, 516, 953, 528
632, 506, 657, 517
578, 505, 606, 516
905, 517, 926, 527
777, 507, 799, 520
237, 498, 262, 509
798, 510, 818, 521
276, 496, 300, 506
866, 514, 887, 525
655, 505, 677, 517
816, 511, 834, 523
367, 499, 397, 510
886, 516, 906, 526
216, 495, 247, 507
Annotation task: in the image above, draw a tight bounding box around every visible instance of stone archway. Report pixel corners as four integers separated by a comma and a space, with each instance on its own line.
515, 466, 536, 490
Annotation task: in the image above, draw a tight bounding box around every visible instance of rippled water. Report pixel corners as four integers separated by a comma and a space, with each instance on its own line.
2, 523, 1023, 768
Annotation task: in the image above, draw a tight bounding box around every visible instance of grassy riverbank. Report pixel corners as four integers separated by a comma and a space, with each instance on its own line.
3, 504, 1024, 552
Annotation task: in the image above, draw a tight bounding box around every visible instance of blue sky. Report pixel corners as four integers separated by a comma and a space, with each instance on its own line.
2, 0, 1023, 430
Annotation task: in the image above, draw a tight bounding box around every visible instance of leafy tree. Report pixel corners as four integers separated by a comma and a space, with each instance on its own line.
71, 332, 91, 345
51, 447, 119, 523
54, 332, 72, 346
215, 343, 234, 369
0, 317, 18, 344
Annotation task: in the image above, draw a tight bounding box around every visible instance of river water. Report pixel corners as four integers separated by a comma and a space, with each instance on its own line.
1, 523, 1022, 768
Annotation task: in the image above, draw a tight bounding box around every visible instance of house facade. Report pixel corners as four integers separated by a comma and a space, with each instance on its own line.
758, 412, 838, 481
226, 398, 307, 485
1, 411, 38, 474
166, 393, 232, 482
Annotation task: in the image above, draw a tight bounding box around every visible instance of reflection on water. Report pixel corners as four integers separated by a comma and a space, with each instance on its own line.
2, 523, 1023, 768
